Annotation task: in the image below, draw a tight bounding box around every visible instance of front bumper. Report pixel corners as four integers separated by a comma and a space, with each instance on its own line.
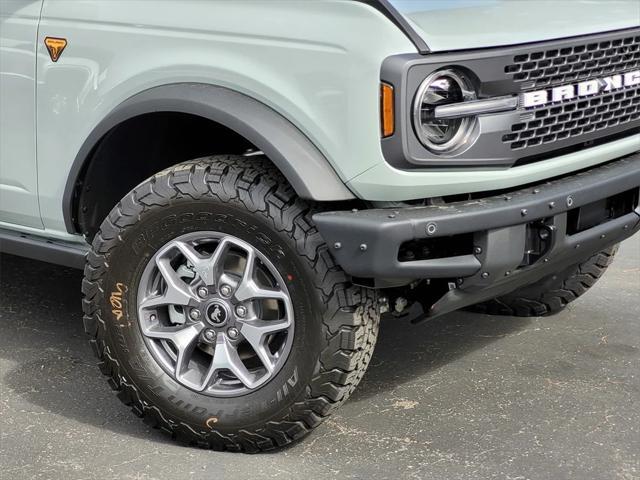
314, 153, 640, 317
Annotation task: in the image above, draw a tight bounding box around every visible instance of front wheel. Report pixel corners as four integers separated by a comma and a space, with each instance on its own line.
82, 156, 379, 451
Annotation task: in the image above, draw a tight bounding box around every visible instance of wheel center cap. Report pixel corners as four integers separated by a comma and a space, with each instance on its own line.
206, 301, 229, 326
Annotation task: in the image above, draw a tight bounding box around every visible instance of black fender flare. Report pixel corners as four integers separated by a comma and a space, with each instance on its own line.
62, 83, 355, 233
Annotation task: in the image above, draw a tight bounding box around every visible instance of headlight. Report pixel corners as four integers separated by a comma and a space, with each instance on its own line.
413, 69, 477, 154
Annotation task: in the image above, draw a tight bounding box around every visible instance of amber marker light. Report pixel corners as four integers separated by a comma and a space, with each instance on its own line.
380, 83, 395, 137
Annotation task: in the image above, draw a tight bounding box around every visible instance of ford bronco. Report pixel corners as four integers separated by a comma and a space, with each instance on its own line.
0, 0, 639, 451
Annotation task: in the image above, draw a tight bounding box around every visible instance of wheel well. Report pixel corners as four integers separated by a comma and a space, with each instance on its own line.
73, 112, 255, 239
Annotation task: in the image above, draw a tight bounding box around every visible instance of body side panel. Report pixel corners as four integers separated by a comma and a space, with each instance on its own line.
0, 0, 43, 228
37, 0, 414, 231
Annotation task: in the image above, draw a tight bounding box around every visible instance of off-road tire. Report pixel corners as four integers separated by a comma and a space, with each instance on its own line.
473, 245, 619, 317
81, 155, 379, 452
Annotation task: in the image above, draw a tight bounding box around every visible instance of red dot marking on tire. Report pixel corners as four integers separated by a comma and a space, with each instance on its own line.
287, 274, 294, 282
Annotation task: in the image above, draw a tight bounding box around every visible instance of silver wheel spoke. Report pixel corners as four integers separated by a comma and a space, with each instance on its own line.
140, 257, 196, 309
173, 240, 209, 282
174, 237, 234, 287
235, 278, 288, 303
207, 237, 233, 287
239, 319, 290, 372
173, 240, 204, 269
202, 336, 258, 390
142, 322, 203, 376
234, 250, 288, 302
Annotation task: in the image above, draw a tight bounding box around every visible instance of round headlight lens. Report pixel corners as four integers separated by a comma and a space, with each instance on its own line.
413, 69, 477, 154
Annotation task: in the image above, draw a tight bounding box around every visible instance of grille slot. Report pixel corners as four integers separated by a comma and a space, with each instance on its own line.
503, 86, 640, 150
505, 34, 640, 88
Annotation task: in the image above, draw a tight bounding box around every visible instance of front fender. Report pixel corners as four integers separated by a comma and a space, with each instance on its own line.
37, 0, 415, 233
62, 83, 356, 233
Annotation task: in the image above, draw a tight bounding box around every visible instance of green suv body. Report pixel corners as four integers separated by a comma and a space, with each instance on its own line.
1, 0, 639, 450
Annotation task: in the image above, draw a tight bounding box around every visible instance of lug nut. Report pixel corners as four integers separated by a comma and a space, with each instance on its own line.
219, 285, 232, 297
198, 287, 209, 298
235, 305, 247, 318
227, 327, 239, 339
189, 309, 201, 320
203, 329, 216, 343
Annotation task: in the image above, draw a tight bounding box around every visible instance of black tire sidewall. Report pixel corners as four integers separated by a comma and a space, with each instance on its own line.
100, 197, 323, 433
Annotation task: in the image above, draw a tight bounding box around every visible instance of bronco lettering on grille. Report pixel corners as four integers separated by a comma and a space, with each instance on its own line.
522, 70, 640, 108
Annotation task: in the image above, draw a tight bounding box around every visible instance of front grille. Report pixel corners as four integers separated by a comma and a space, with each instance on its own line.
505, 33, 640, 88
382, 28, 640, 170
502, 86, 640, 150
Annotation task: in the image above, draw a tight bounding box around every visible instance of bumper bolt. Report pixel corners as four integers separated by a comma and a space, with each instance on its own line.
505, 271, 511, 276
150, 314, 157, 322
539, 228, 550, 240
474, 246, 482, 255
235, 305, 247, 318
219, 284, 232, 297
481, 272, 490, 279
198, 287, 209, 298
334, 242, 342, 250
359, 244, 368, 252
227, 327, 240, 339
600, 234, 606, 239
549, 201, 556, 209
566, 196, 574, 207
521, 209, 528, 217
202, 329, 216, 343
426, 223, 437, 235
189, 309, 201, 320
